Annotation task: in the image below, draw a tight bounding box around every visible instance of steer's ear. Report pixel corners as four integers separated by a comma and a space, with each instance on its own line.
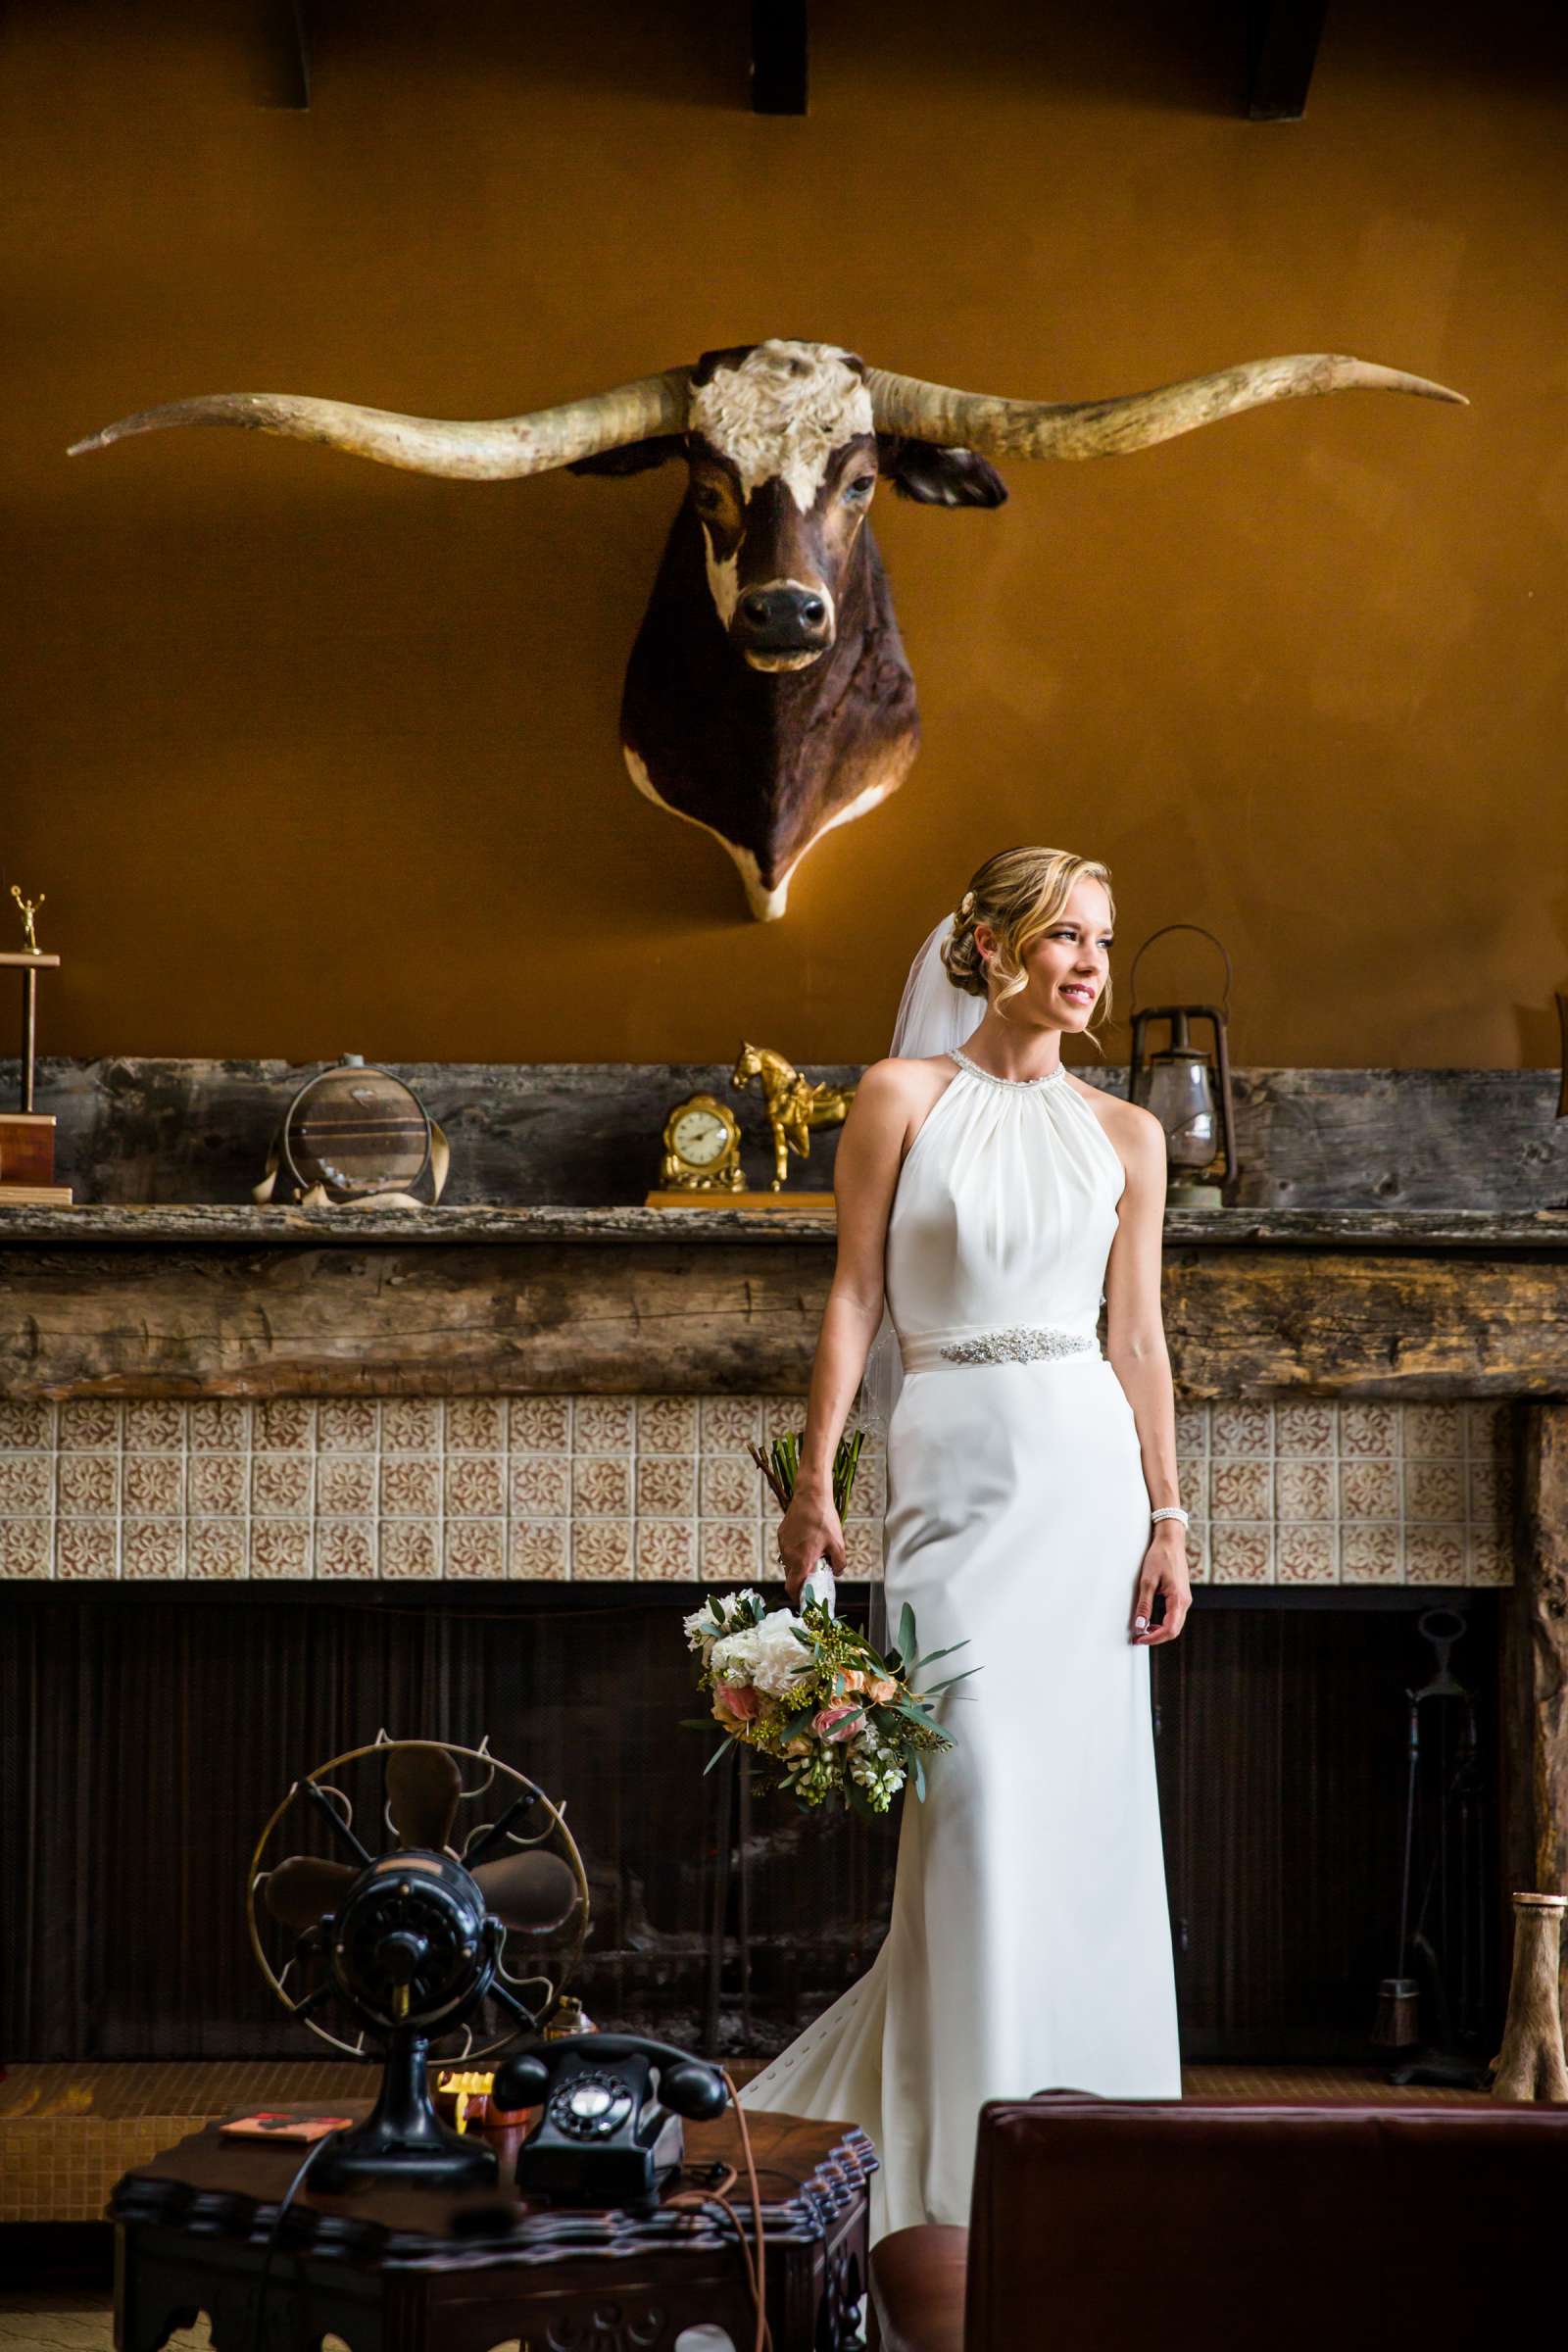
878, 437, 1008, 509
567, 436, 687, 478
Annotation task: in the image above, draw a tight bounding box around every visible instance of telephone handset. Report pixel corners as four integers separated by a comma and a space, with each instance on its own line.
492, 2033, 729, 2207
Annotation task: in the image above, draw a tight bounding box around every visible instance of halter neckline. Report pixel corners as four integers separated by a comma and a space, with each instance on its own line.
949, 1043, 1069, 1091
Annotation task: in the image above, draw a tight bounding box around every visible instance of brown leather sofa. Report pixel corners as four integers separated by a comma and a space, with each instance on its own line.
868, 2090, 1568, 2350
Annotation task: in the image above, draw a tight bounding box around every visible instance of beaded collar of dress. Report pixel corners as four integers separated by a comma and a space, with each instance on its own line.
948, 1043, 1068, 1090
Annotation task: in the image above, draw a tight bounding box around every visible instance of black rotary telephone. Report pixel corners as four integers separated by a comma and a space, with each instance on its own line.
492, 2033, 729, 2207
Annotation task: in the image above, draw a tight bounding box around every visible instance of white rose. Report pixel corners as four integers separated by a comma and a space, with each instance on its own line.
750, 1611, 815, 1696
710, 1625, 764, 1684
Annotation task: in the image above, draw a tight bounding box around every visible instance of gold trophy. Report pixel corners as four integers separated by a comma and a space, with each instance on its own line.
1, 887, 73, 1203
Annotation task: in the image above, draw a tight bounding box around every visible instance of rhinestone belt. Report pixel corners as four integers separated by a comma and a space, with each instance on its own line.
900, 1324, 1102, 1372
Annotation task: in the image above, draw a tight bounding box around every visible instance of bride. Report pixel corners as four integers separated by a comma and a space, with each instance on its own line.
738, 845, 1191, 2246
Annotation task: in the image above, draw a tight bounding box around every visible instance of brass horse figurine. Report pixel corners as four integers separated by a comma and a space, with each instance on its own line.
731, 1043, 857, 1193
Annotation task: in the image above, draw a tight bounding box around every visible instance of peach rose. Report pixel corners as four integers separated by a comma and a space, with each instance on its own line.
712, 1682, 762, 1731
811, 1701, 861, 1743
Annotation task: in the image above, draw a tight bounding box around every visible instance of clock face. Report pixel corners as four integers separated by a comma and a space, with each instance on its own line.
672, 1107, 729, 1168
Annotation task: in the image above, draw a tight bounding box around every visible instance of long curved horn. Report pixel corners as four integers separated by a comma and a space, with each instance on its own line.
68, 369, 692, 479
864, 354, 1465, 461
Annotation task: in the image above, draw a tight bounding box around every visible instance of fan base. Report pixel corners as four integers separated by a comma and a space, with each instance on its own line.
313, 2126, 498, 2193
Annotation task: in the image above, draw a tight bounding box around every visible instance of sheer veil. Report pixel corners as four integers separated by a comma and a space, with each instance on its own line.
853, 914, 987, 1624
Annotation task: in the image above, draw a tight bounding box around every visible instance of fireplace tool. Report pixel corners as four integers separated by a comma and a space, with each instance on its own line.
1371, 1608, 1490, 2087
247, 1736, 587, 2187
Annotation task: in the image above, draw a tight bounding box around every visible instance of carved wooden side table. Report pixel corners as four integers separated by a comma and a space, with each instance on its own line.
110, 2101, 875, 2352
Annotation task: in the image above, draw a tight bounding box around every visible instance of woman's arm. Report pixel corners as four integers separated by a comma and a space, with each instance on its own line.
1102, 1106, 1193, 1647
776, 1060, 912, 1604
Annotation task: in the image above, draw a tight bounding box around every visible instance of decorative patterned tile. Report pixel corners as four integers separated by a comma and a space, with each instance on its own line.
572, 1520, 635, 1580
1404, 1459, 1463, 1521
1173, 1403, 1208, 1454
1276, 1460, 1334, 1522
58, 1399, 122, 1451
123, 1453, 185, 1514
509, 1519, 570, 1579
1210, 1523, 1273, 1584
446, 1396, 505, 1452
445, 1518, 507, 1579
380, 1457, 441, 1516
123, 1398, 185, 1451
1340, 1459, 1398, 1520
317, 1455, 376, 1516
510, 1455, 569, 1515
1467, 1532, 1513, 1586
379, 1520, 439, 1579
189, 1453, 247, 1515
1211, 1403, 1271, 1458
445, 1455, 506, 1516
843, 1522, 883, 1579
700, 1458, 758, 1518
574, 1396, 635, 1452
0, 1453, 53, 1512
637, 1396, 699, 1453
382, 1397, 441, 1453
1277, 1526, 1338, 1584
700, 1521, 761, 1580
760, 1396, 808, 1446
256, 1398, 314, 1451
1276, 1401, 1335, 1457
1465, 1399, 1510, 1450
701, 1396, 760, 1451
189, 1398, 249, 1451
1183, 1522, 1209, 1584
0, 1517, 53, 1577
317, 1519, 377, 1581
509, 1396, 569, 1453
1209, 1461, 1271, 1520
56, 1519, 119, 1578
1340, 1402, 1399, 1458
572, 1456, 632, 1516
122, 1518, 185, 1579
188, 1519, 248, 1580
1404, 1525, 1467, 1584
1404, 1403, 1464, 1458
252, 1453, 313, 1514
1467, 1459, 1511, 1534
251, 1519, 312, 1579
58, 1454, 120, 1514
848, 1448, 887, 1517
318, 1397, 378, 1451
635, 1519, 698, 1580
0, 1398, 52, 1448
1341, 1524, 1402, 1583
637, 1455, 696, 1515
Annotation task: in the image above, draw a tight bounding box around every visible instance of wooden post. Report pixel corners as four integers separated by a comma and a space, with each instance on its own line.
1501, 1403, 1568, 2017
1492, 1894, 1568, 2102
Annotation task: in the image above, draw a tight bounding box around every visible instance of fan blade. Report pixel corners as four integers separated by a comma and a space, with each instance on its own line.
265, 1854, 355, 1934
472, 1851, 579, 1934
385, 1741, 463, 1851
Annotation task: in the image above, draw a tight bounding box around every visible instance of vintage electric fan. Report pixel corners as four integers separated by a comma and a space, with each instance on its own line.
247, 1736, 588, 2190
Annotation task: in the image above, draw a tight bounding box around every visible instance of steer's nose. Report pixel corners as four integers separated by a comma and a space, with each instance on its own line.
733, 582, 831, 650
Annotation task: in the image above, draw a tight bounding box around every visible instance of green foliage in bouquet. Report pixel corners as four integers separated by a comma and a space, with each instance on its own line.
681, 1587, 979, 1819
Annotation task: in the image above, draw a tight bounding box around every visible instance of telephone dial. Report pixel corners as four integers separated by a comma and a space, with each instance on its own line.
492, 2033, 730, 2207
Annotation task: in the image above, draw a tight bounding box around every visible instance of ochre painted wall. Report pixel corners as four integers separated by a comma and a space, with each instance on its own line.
5, 1, 1565, 1068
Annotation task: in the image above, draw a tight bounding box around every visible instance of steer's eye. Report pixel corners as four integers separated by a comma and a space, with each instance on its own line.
692, 480, 726, 515
844, 473, 876, 505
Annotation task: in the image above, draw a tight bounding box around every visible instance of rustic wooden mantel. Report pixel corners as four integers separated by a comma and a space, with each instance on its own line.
0, 1201, 1562, 1402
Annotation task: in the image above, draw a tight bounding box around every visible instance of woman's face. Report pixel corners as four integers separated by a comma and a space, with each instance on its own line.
980, 878, 1113, 1029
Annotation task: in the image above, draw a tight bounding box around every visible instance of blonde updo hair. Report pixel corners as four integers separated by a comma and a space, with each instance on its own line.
942, 846, 1116, 1054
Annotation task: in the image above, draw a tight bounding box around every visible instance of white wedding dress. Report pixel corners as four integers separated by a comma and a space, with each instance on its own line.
739, 1042, 1182, 2246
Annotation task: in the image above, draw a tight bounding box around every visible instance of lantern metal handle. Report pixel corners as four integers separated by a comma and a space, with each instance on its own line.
1128, 922, 1234, 1021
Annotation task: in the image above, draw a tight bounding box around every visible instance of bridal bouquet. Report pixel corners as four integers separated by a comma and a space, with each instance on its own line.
681, 1425, 978, 1815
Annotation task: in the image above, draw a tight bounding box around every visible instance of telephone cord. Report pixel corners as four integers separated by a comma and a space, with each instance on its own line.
662, 2067, 771, 2352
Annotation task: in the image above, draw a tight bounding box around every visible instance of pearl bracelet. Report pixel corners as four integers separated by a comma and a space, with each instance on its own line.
1152, 1505, 1190, 1528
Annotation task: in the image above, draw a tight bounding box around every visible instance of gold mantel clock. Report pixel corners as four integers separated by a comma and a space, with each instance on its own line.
649, 1093, 746, 1198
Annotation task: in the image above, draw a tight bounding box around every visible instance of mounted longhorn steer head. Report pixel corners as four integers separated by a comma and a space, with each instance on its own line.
72, 339, 1463, 920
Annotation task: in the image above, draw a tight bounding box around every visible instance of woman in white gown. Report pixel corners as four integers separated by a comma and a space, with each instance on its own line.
738, 846, 1192, 2248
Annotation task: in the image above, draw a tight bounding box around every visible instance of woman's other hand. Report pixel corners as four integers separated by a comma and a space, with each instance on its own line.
777, 1490, 846, 1606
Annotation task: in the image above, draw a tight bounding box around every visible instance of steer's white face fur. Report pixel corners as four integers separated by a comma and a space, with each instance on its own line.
688, 340, 874, 513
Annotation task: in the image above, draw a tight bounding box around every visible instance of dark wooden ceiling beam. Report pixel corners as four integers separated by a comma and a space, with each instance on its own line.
1246, 0, 1327, 121
752, 0, 808, 116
